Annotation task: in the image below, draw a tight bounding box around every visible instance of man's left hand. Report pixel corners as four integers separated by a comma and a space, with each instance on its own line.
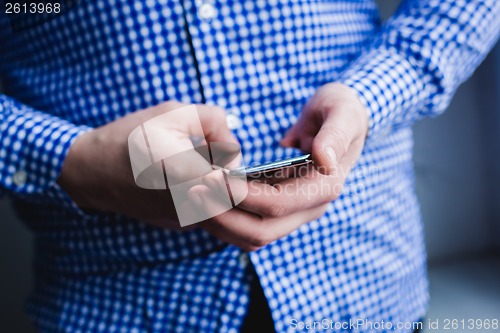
281, 82, 368, 176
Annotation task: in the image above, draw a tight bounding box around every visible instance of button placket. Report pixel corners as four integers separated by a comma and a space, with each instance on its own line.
183, 0, 229, 107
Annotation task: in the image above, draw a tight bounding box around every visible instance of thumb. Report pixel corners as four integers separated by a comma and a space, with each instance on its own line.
197, 105, 240, 145
197, 105, 242, 169
311, 117, 353, 176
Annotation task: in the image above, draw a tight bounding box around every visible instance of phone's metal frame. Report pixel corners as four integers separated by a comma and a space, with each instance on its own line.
228, 154, 312, 177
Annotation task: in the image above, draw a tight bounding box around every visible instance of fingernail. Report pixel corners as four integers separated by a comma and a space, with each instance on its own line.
324, 146, 337, 164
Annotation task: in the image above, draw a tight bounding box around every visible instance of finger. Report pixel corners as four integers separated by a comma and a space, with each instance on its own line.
140, 103, 210, 160
149, 103, 239, 149
151, 104, 242, 184
204, 204, 329, 251
162, 148, 214, 186
281, 125, 301, 148
281, 112, 316, 149
299, 136, 314, 153
186, 184, 266, 249
230, 166, 344, 218
196, 104, 240, 145
175, 179, 234, 226
247, 164, 297, 184
281, 99, 323, 150
196, 105, 243, 169
192, 184, 328, 251
202, 171, 249, 207
311, 113, 355, 175
208, 142, 242, 171
207, 205, 327, 252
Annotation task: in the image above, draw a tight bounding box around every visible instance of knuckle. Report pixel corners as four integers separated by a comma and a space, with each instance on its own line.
330, 127, 350, 156
312, 136, 325, 153
262, 185, 291, 219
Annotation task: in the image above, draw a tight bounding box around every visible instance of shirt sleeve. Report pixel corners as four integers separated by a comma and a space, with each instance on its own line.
0, 94, 91, 207
338, 0, 500, 141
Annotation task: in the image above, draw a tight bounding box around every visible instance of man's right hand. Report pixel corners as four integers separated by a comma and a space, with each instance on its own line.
57, 101, 238, 229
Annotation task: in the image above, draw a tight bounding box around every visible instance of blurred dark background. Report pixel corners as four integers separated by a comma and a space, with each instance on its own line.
1, 1, 499, 332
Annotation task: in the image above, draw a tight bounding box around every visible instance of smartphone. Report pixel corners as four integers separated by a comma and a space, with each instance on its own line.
228, 154, 313, 177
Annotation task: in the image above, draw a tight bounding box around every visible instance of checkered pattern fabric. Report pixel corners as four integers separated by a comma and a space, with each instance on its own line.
1, 1, 499, 332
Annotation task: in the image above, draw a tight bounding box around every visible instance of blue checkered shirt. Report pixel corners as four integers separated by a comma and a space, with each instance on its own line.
1, 1, 499, 332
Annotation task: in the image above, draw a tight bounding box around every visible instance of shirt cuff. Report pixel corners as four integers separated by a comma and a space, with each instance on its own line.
0, 97, 92, 202
337, 47, 435, 141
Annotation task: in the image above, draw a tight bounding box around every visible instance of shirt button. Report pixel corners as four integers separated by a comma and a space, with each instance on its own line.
226, 114, 242, 130
12, 170, 27, 186
198, 3, 217, 20
239, 253, 249, 268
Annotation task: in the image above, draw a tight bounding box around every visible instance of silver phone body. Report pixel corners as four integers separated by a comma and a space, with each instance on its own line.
229, 154, 312, 177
